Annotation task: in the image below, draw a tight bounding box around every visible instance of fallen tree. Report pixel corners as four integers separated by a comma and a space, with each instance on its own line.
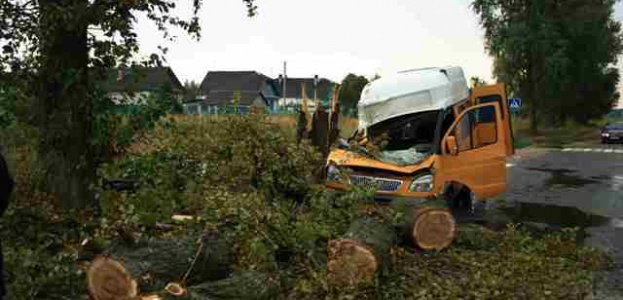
160, 271, 278, 300
327, 214, 396, 285
87, 232, 234, 299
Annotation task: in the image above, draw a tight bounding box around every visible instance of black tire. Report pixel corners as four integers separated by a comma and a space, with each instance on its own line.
444, 184, 477, 223
602, 138, 609, 144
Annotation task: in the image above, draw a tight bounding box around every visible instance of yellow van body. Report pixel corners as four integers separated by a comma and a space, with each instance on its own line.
326, 84, 513, 207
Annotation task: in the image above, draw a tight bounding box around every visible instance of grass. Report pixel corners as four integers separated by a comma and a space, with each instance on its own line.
511, 116, 603, 149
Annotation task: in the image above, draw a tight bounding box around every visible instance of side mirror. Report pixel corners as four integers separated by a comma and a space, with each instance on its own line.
446, 136, 458, 156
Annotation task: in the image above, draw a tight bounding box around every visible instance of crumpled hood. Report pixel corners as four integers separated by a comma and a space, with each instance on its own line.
327, 148, 435, 174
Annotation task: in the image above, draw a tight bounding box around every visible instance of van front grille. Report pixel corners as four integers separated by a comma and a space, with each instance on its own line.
349, 175, 403, 192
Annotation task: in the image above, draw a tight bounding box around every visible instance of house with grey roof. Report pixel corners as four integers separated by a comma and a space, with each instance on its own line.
184, 71, 279, 114
276, 76, 335, 113
104, 66, 185, 106
184, 70, 336, 114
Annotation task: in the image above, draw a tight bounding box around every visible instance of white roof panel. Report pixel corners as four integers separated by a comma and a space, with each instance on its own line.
357, 66, 469, 129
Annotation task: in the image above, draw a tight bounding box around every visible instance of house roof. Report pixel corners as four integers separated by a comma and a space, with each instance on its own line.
279, 77, 335, 100
104, 66, 184, 93
194, 71, 337, 106
198, 71, 272, 105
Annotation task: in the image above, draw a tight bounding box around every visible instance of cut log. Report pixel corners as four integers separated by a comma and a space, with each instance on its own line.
405, 207, 457, 250
87, 256, 138, 300
327, 215, 396, 285
163, 271, 277, 300
87, 232, 233, 296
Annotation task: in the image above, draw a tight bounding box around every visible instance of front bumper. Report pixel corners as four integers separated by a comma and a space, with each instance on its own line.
326, 187, 435, 206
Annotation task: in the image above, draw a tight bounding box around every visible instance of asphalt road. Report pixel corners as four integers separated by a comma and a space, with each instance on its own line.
501, 144, 623, 299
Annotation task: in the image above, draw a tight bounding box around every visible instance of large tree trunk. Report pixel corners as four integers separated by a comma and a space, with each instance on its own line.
87, 233, 234, 298
327, 215, 395, 286
39, 0, 96, 210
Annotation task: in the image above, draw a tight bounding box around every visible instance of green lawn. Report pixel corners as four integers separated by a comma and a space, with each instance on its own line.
511, 116, 603, 149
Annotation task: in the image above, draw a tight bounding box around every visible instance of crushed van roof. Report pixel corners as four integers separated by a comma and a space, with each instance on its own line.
357, 66, 469, 129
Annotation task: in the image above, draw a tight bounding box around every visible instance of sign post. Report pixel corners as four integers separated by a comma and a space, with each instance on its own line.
509, 98, 522, 116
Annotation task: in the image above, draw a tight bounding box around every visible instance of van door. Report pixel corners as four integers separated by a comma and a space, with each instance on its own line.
437, 102, 507, 199
470, 84, 514, 156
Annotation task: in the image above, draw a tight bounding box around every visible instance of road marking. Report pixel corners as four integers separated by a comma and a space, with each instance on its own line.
506, 163, 515, 168
557, 147, 623, 153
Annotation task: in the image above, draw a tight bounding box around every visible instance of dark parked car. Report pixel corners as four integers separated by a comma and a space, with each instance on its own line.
601, 122, 623, 144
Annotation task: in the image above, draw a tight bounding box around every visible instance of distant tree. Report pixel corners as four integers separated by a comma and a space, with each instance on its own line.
472, 0, 623, 130
183, 80, 201, 101
470, 76, 488, 87
339, 74, 369, 117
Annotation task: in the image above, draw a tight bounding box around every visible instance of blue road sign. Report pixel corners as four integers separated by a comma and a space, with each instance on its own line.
509, 98, 522, 109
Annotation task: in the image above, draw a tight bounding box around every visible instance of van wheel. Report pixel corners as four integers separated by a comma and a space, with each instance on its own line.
443, 184, 473, 221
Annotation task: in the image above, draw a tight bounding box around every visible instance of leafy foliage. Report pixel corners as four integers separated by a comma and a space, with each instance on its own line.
470, 76, 488, 88
183, 80, 202, 102
0, 115, 614, 299
338, 74, 369, 118
472, 0, 623, 129
0, 0, 256, 209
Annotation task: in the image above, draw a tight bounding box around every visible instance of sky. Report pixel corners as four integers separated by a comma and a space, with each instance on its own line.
134, 0, 623, 107
133, 0, 494, 83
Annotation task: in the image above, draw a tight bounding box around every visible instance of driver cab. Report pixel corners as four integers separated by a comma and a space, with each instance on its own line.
326, 67, 513, 206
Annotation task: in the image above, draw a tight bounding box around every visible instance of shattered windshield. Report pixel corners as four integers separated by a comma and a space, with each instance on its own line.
350, 110, 440, 166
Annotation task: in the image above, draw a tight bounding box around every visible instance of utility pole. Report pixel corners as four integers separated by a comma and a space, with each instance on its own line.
282, 61, 287, 110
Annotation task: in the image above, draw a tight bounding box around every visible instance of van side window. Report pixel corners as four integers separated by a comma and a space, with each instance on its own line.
475, 95, 504, 119
454, 112, 472, 151
452, 106, 498, 152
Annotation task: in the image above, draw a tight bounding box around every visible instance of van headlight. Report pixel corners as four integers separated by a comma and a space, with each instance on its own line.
409, 174, 434, 192
326, 163, 343, 182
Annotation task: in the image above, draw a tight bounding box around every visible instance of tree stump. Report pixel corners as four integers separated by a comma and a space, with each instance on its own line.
327, 215, 395, 285
329, 102, 340, 146
296, 108, 308, 143
310, 107, 329, 157
406, 207, 457, 250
